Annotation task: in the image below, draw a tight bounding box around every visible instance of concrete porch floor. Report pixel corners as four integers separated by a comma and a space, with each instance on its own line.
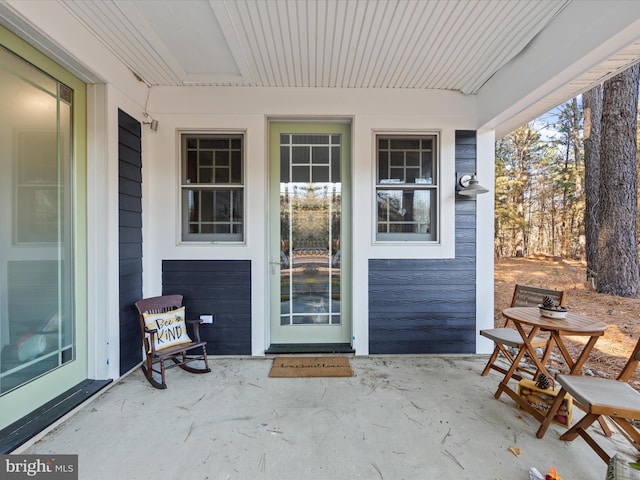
17, 355, 636, 479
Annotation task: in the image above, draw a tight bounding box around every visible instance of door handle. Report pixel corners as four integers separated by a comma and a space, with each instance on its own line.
269, 256, 281, 274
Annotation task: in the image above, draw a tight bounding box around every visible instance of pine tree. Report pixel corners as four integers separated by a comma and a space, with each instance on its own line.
597, 64, 640, 297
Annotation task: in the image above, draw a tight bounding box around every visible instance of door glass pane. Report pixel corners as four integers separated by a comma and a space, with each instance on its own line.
0, 47, 74, 394
280, 134, 341, 326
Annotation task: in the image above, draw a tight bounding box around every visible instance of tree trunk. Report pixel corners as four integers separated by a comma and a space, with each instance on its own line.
597, 63, 640, 297
583, 85, 602, 282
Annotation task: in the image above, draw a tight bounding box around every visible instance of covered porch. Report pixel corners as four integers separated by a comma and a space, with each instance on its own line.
15, 355, 634, 479
2, 0, 640, 454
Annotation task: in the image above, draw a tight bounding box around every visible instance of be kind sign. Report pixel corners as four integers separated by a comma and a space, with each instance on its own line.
143, 307, 192, 352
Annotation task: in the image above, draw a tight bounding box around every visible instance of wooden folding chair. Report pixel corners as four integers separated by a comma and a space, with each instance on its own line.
135, 294, 211, 389
536, 337, 640, 463
480, 284, 566, 380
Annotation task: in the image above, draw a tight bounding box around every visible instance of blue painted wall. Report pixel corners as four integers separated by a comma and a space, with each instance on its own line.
369, 130, 477, 354
118, 109, 144, 374
162, 260, 252, 355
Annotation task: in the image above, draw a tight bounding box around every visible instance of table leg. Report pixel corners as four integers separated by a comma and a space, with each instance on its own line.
513, 323, 552, 379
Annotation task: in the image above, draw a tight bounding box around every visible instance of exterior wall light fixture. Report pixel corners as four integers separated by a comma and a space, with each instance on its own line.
457, 174, 489, 196
143, 112, 159, 131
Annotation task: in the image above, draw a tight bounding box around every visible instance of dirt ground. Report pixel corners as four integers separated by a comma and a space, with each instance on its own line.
494, 255, 640, 388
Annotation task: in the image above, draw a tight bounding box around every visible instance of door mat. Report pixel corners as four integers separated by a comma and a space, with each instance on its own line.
268, 357, 353, 378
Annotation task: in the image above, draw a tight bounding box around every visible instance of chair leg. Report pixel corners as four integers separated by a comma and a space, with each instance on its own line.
560, 413, 599, 442
482, 344, 525, 380
597, 417, 612, 437
610, 418, 640, 452
176, 347, 211, 374
141, 361, 167, 389
483, 343, 541, 382
159, 358, 167, 389
575, 426, 611, 463
203, 346, 210, 371
481, 346, 501, 376
555, 412, 611, 463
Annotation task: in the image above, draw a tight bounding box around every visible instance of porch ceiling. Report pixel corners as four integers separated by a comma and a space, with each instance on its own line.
3, 0, 640, 136
59, 0, 569, 94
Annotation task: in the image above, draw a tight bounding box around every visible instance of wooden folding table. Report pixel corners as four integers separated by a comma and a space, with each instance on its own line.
494, 306, 608, 426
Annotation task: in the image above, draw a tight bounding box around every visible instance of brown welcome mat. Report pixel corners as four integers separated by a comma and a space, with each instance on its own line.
269, 356, 353, 378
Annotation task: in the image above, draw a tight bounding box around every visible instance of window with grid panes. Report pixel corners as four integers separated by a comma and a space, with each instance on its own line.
181, 133, 244, 241
376, 134, 438, 241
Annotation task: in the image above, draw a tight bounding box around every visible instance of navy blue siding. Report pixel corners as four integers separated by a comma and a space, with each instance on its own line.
369, 130, 477, 354
118, 109, 143, 375
162, 260, 251, 355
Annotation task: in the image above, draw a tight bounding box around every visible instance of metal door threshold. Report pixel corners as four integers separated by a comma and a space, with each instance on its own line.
0, 378, 112, 453
266, 343, 354, 354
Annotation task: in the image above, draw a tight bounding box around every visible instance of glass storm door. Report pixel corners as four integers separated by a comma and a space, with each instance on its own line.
269, 123, 351, 345
0, 31, 87, 430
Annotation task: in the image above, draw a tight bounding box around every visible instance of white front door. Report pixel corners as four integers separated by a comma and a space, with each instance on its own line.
269, 122, 351, 345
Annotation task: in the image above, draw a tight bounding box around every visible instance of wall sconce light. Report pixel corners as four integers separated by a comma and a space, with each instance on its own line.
457, 174, 489, 196
142, 85, 158, 131
142, 112, 159, 131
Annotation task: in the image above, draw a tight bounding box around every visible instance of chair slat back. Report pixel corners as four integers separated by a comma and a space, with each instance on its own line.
134, 294, 184, 331
511, 284, 566, 308
617, 337, 640, 382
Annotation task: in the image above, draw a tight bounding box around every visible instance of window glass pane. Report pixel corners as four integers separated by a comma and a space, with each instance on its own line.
184, 188, 243, 237
420, 153, 434, 184
280, 146, 290, 182
389, 168, 404, 180
200, 167, 212, 183
231, 151, 242, 183
215, 150, 230, 167
292, 165, 309, 182
291, 146, 310, 164
406, 151, 420, 166
213, 191, 231, 221
292, 134, 329, 145
200, 138, 227, 149
378, 135, 437, 185
199, 150, 213, 166
1, 47, 74, 394
390, 138, 420, 149
376, 133, 438, 241
390, 151, 404, 167
378, 151, 388, 181
376, 188, 434, 239
312, 166, 329, 182
181, 132, 244, 241
331, 146, 341, 182
312, 146, 329, 164
186, 151, 198, 183
201, 190, 214, 220
279, 131, 342, 327
214, 167, 228, 184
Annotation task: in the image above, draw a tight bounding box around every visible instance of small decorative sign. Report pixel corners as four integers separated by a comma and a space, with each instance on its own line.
143, 307, 192, 352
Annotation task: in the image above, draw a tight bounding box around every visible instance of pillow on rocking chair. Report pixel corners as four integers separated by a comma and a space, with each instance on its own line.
143, 307, 192, 352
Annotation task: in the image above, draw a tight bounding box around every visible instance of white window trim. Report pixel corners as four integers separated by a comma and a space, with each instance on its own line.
177, 130, 247, 244
367, 129, 456, 259
374, 132, 439, 243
